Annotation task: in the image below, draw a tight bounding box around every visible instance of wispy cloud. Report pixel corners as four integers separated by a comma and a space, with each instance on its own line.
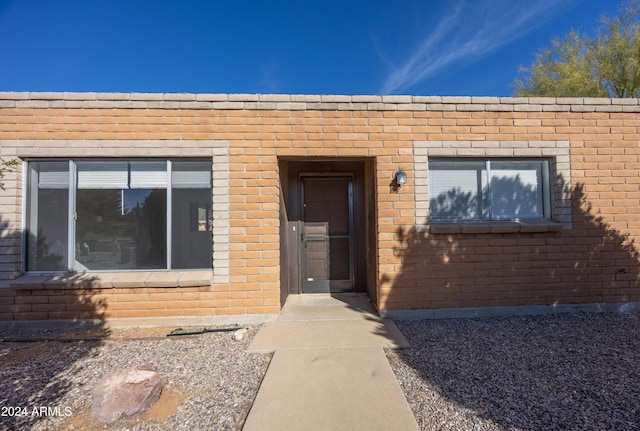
259, 59, 284, 93
379, 0, 570, 94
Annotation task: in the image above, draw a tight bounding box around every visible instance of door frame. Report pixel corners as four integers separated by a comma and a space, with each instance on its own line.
278, 158, 376, 307
300, 173, 355, 293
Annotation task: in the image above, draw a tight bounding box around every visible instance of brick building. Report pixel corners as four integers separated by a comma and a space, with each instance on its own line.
0, 92, 639, 327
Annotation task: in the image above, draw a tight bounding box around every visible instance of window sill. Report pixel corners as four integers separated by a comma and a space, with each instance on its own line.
429, 220, 563, 234
9, 271, 213, 290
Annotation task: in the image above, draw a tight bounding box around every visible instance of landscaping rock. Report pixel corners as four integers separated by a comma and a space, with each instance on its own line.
233, 328, 248, 341
91, 363, 162, 424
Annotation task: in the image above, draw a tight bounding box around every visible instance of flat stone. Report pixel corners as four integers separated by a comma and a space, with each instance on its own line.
145, 272, 182, 287
91, 273, 119, 288
44, 273, 103, 289
91, 364, 162, 424
177, 271, 212, 287
9, 275, 51, 289
111, 272, 150, 288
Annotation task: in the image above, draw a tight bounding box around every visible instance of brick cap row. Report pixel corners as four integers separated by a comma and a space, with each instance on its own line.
0, 92, 638, 112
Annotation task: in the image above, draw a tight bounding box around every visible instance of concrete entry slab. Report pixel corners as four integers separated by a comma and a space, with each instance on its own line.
247, 294, 409, 353
278, 293, 378, 321
242, 347, 420, 431
244, 293, 419, 430
247, 319, 409, 353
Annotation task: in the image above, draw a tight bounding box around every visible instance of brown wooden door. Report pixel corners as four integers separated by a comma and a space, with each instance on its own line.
301, 177, 353, 293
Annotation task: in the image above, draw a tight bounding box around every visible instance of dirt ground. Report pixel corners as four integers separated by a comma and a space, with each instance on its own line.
1, 325, 269, 431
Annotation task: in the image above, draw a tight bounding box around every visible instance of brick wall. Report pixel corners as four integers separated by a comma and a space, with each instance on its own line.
1, 285, 228, 321
1, 93, 639, 324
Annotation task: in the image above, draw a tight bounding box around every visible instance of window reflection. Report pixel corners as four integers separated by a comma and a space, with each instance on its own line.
26, 159, 212, 272
27, 162, 69, 271
171, 188, 211, 269
429, 159, 551, 221
75, 189, 166, 270
30, 189, 68, 270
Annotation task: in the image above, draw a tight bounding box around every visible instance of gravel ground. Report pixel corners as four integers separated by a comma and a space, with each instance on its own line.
386, 312, 640, 431
2, 313, 639, 431
0, 325, 271, 431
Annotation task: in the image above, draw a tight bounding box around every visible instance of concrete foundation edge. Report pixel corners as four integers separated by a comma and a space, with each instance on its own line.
0, 313, 278, 330
380, 302, 640, 320
4, 302, 638, 330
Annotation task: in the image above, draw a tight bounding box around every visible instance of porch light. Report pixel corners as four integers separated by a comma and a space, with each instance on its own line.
395, 169, 407, 186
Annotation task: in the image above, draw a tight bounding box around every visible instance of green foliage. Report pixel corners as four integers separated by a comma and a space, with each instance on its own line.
0, 158, 17, 191
514, 0, 640, 97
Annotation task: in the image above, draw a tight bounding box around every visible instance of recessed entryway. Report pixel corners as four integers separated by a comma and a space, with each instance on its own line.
278, 158, 377, 306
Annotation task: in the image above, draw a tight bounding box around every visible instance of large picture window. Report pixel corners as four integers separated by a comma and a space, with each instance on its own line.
428, 158, 552, 221
26, 159, 212, 272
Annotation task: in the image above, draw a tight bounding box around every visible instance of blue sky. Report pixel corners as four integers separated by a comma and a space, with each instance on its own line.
0, 0, 623, 96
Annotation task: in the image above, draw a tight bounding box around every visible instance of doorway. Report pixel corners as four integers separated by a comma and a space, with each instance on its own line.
278, 158, 377, 306
301, 176, 353, 293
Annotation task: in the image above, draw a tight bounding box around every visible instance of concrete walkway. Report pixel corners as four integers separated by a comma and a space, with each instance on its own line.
243, 294, 420, 431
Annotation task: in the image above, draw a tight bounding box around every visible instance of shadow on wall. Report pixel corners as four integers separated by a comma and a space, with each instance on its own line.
383, 176, 640, 429
0, 215, 110, 430
380, 177, 640, 310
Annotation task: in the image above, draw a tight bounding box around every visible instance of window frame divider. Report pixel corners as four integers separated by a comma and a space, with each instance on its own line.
485, 160, 493, 220
68, 160, 77, 271
166, 160, 173, 270
21, 162, 29, 274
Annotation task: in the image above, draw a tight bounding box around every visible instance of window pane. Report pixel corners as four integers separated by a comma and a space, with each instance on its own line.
171, 160, 212, 269
75, 189, 167, 270
490, 161, 544, 219
172, 160, 212, 188
429, 160, 488, 220
171, 188, 212, 269
77, 161, 128, 189
27, 162, 69, 271
37, 161, 69, 189
130, 161, 168, 188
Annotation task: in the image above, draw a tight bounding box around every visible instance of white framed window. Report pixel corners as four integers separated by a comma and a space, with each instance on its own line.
428, 158, 552, 221
25, 159, 213, 272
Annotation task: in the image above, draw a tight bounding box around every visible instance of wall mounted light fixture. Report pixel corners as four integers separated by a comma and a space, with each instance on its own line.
395, 169, 407, 186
